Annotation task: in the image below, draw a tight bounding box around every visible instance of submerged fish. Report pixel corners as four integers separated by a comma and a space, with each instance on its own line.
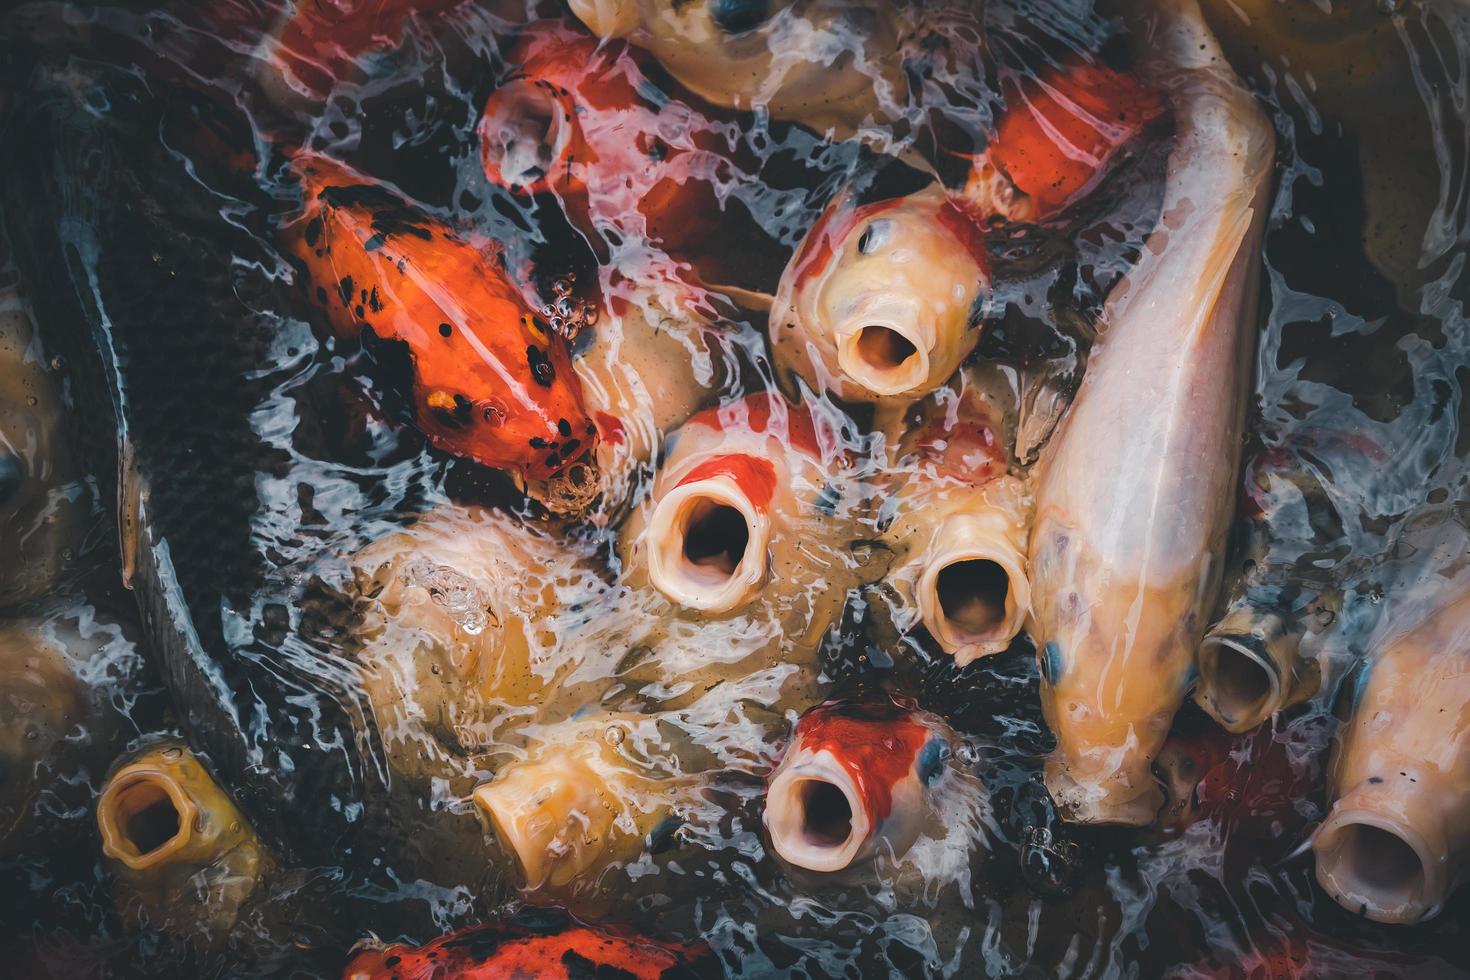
564, 0, 910, 136
284, 153, 595, 484
0, 272, 84, 608
2, 59, 397, 858
1026, 0, 1274, 824
0, 607, 152, 853
343, 909, 707, 979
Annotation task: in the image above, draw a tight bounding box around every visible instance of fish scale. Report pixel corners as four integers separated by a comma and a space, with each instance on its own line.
2, 60, 392, 860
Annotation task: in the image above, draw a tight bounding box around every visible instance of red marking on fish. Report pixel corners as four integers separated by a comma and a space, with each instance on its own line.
678, 453, 777, 511
595, 411, 627, 446
269, 0, 469, 100
790, 697, 933, 824
989, 59, 1164, 217
283, 153, 593, 481
935, 199, 992, 273
479, 21, 724, 255
685, 393, 822, 460
343, 919, 706, 979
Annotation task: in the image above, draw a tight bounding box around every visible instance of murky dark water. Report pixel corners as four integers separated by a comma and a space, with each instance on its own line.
2, 0, 1470, 976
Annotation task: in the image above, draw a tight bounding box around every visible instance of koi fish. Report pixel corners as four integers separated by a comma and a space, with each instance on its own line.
878, 367, 1032, 664
284, 153, 595, 483
478, 21, 725, 262
0, 278, 82, 608
772, 59, 1161, 414
564, 0, 909, 136
343, 910, 707, 979
764, 694, 954, 872
1314, 580, 1470, 923
618, 392, 831, 616
97, 739, 273, 952
965, 58, 1165, 222
1026, 0, 1274, 824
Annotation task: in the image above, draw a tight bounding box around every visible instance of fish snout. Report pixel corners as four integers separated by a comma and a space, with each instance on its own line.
764, 749, 875, 873
1313, 774, 1460, 924
479, 78, 578, 197
644, 454, 776, 613
835, 308, 932, 398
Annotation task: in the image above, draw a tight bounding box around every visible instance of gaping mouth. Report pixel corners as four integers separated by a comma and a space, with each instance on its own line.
1197, 634, 1280, 732
1315, 814, 1437, 923
915, 532, 1030, 666
646, 477, 767, 613
935, 558, 1010, 640
840, 323, 928, 395
480, 79, 571, 192
795, 778, 854, 850
765, 759, 870, 872
98, 771, 193, 871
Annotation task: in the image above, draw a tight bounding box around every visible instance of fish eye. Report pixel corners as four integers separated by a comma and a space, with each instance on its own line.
0, 452, 21, 506
857, 219, 892, 255
710, 0, 771, 35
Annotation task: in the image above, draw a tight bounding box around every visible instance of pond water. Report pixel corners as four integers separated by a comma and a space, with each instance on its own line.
1, 0, 1470, 976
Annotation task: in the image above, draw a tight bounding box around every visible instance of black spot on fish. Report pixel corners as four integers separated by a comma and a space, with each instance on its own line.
560, 438, 581, 456
545, 452, 561, 469
439, 322, 453, 338
304, 216, 322, 247
557, 418, 572, 437
338, 276, 354, 306
354, 304, 365, 319
527, 345, 555, 387
368, 287, 382, 313
530, 437, 550, 449
1369, 776, 1383, 784
359, 289, 368, 302
364, 232, 387, 252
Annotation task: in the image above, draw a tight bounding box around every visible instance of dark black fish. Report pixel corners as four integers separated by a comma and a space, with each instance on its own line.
1, 58, 408, 861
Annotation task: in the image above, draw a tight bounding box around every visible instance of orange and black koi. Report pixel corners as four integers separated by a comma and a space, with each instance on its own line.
343, 912, 707, 979
284, 153, 594, 481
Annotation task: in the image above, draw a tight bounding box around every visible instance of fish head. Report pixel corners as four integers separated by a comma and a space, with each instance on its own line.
773, 185, 990, 404
764, 695, 951, 871
567, 0, 902, 129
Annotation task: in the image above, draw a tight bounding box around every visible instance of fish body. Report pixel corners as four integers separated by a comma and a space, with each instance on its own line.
343, 910, 706, 979
286, 154, 594, 482
2, 59, 393, 857
966, 58, 1165, 222
1026, 0, 1274, 824
764, 695, 953, 872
